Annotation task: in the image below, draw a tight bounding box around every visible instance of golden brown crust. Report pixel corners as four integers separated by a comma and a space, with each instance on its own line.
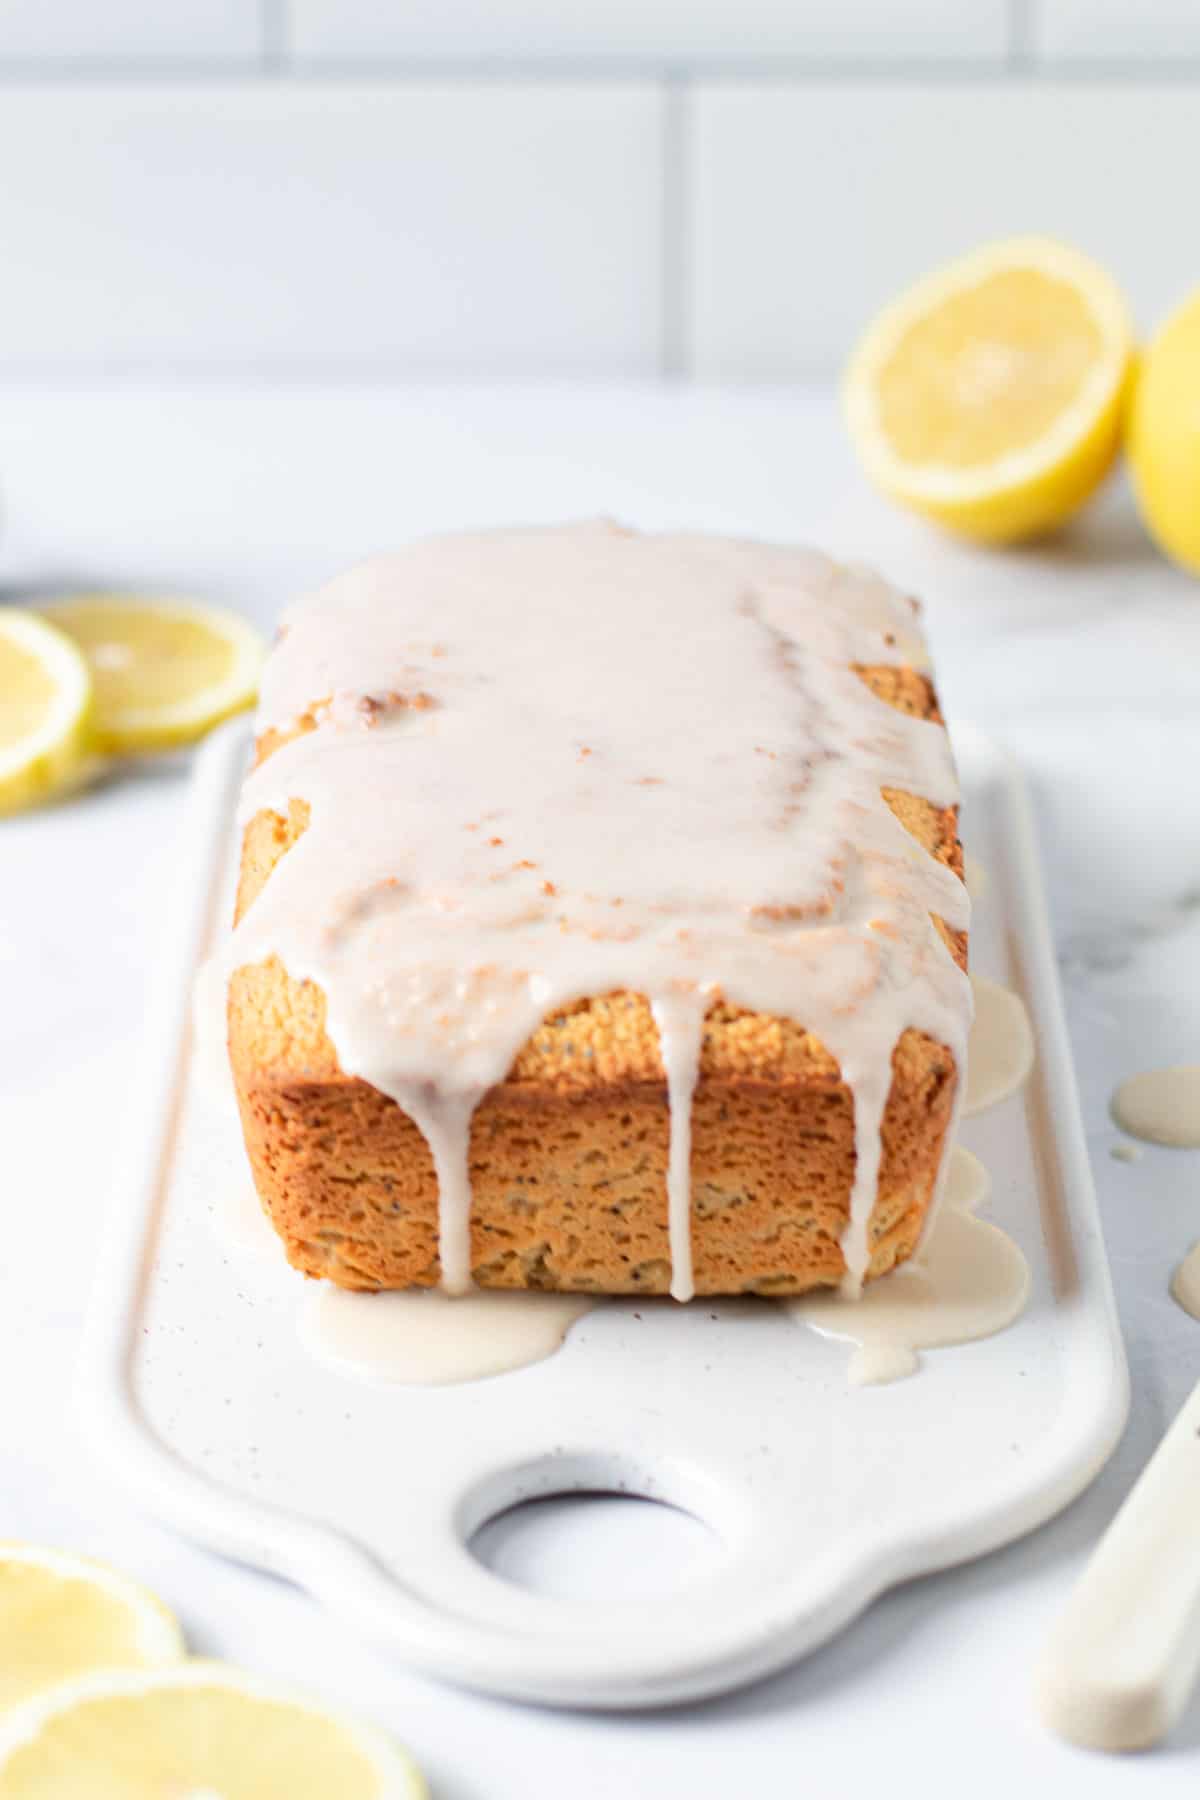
228, 662, 965, 1294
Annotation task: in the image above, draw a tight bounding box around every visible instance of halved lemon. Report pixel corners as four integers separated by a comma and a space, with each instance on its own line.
0, 1544, 183, 1713
0, 1662, 427, 1798
40, 595, 264, 755
0, 612, 95, 817
1127, 285, 1200, 573
844, 238, 1134, 544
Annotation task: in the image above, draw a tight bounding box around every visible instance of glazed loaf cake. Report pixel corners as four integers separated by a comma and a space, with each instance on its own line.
225, 524, 970, 1301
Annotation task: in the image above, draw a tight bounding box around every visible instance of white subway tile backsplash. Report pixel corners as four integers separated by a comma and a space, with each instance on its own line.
687, 82, 1200, 378
0, 83, 663, 375
1033, 0, 1200, 62
0, 0, 262, 62
288, 0, 1008, 66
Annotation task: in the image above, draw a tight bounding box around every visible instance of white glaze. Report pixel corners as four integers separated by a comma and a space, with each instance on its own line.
1170, 1240, 1200, 1321
964, 975, 1034, 1115
1111, 1065, 1200, 1149
217, 525, 971, 1300
792, 1146, 1030, 1385
650, 989, 709, 1303
299, 1285, 596, 1385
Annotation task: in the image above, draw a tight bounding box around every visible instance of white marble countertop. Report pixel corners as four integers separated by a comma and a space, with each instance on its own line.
4, 380, 1199, 1795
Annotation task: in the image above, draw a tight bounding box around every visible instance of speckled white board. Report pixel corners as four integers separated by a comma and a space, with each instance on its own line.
78, 719, 1127, 1708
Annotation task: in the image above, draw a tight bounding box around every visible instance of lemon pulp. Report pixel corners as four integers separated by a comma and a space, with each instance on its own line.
40, 596, 264, 754
844, 238, 1133, 543
0, 614, 94, 816
0, 1665, 426, 1799
0, 1546, 183, 1713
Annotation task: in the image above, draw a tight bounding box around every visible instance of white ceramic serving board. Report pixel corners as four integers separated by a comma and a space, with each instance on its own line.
79, 719, 1128, 1710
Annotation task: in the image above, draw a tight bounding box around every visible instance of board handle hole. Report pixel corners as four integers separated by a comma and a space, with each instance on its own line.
470, 1491, 721, 1603
460, 1453, 733, 1604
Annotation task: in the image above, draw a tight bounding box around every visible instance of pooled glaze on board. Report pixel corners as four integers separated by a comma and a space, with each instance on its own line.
203, 1133, 1029, 1390
965, 975, 1034, 1115
297, 1147, 1026, 1387
220, 525, 972, 1301
793, 1146, 1030, 1384
1111, 1066, 1200, 1150
197, 973, 1031, 1390
300, 1285, 597, 1386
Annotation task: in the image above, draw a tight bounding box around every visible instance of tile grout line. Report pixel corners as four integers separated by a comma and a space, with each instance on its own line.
660, 77, 690, 381
260, 0, 289, 71
1008, 0, 1035, 73
0, 57, 1198, 84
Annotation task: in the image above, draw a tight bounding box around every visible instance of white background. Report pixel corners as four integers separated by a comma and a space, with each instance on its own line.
0, 0, 1198, 378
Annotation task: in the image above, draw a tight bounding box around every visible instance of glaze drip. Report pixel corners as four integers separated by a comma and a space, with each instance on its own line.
650, 990, 709, 1303
223, 525, 971, 1297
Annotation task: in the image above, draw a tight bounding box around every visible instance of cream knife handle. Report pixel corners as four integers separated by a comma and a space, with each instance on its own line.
1036, 1377, 1200, 1751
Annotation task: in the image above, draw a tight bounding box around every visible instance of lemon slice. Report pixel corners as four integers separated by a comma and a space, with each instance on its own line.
0, 1662, 427, 1798
40, 595, 264, 755
844, 238, 1134, 544
0, 612, 95, 816
0, 1544, 183, 1713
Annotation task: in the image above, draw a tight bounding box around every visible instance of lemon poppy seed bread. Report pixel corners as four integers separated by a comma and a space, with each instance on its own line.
224, 525, 969, 1298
